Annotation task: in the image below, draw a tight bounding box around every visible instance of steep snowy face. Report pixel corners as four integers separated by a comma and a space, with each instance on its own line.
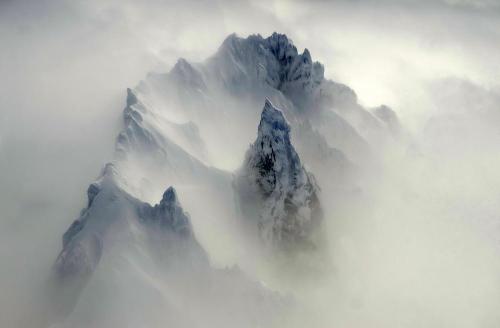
252, 99, 296, 195
235, 100, 322, 248
115, 87, 224, 188
116, 88, 164, 158
115, 32, 395, 174
138, 187, 193, 236
211, 33, 403, 156
260, 33, 324, 92
118, 87, 209, 165
170, 58, 206, 91
51, 165, 209, 319
56, 172, 207, 281
211, 33, 324, 102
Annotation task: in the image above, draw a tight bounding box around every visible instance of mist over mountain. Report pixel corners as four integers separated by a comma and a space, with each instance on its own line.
44, 33, 375, 326
2, 2, 500, 328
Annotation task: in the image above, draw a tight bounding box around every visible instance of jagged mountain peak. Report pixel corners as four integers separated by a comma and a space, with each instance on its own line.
261, 32, 298, 64
212, 32, 324, 96
161, 186, 178, 205
249, 99, 302, 196
260, 98, 290, 133
145, 186, 194, 236
235, 100, 322, 248
170, 58, 205, 89
230, 32, 308, 66
126, 87, 138, 107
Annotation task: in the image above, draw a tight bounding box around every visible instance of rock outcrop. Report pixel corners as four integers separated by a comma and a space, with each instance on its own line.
235, 99, 322, 249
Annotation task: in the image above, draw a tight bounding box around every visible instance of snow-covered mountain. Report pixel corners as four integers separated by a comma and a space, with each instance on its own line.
49, 161, 284, 327
47, 32, 399, 326
117, 32, 394, 171
234, 99, 322, 249
49, 163, 208, 318
203, 32, 389, 163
